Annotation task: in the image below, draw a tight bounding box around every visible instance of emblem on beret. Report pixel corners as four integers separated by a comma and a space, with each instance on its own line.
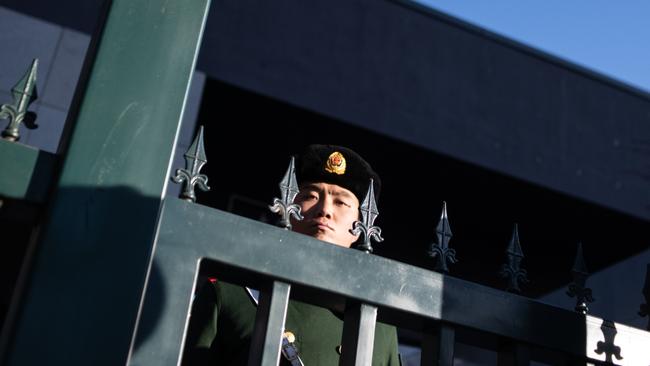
325, 151, 346, 175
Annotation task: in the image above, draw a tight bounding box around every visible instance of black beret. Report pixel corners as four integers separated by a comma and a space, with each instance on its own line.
295, 144, 381, 202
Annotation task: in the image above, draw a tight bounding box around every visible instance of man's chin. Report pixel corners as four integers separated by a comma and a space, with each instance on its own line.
315, 235, 354, 248
312, 232, 333, 243
310, 233, 341, 246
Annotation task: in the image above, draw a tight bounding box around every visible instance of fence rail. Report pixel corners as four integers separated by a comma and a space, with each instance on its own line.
128, 197, 650, 365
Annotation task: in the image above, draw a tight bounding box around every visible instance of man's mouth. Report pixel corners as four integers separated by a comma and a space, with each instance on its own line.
313, 221, 333, 231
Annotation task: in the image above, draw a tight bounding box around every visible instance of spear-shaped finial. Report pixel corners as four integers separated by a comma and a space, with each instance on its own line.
566, 242, 594, 314
269, 156, 303, 229
638, 264, 650, 331
499, 224, 529, 293
1, 58, 39, 141
171, 126, 210, 202
427, 202, 458, 273
351, 179, 384, 253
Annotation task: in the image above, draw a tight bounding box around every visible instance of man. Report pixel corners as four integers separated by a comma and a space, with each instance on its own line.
184, 144, 399, 365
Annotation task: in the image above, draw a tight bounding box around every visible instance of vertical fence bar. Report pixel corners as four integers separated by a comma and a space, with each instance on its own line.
421, 323, 455, 366
248, 281, 291, 366
497, 341, 530, 366
340, 302, 378, 366
3, 1, 211, 365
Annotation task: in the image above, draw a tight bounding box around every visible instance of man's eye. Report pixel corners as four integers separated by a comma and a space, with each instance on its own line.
303, 193, 318, 201
336, 200, 351, 207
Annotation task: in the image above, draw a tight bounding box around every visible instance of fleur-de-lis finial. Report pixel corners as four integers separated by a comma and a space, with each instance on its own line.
1, 59, 39, 141
639, 264, 650, 330
566, 242, 594, 314
269, 156, 303, 229
499, 224, 529, 293
427, 202, 458, 273
594, 320, 623, 363
171, 126, 210, 202
351, 179, 384, 253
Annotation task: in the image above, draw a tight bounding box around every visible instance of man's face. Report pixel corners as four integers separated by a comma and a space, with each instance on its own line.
291, 182, 360, 248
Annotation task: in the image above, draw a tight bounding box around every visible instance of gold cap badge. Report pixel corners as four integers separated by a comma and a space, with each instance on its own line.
325, 151, 346, 175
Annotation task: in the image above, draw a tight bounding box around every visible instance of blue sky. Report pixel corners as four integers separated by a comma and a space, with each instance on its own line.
416, 0, 650, 94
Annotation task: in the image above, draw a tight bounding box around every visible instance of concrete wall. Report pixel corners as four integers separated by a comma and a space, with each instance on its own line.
198, 0, 650, 223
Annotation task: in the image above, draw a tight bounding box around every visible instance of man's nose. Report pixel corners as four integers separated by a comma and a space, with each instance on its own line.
315, 198, 333, 218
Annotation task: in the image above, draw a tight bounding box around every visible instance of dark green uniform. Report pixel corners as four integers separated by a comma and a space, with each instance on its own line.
184, 280, 400, 365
